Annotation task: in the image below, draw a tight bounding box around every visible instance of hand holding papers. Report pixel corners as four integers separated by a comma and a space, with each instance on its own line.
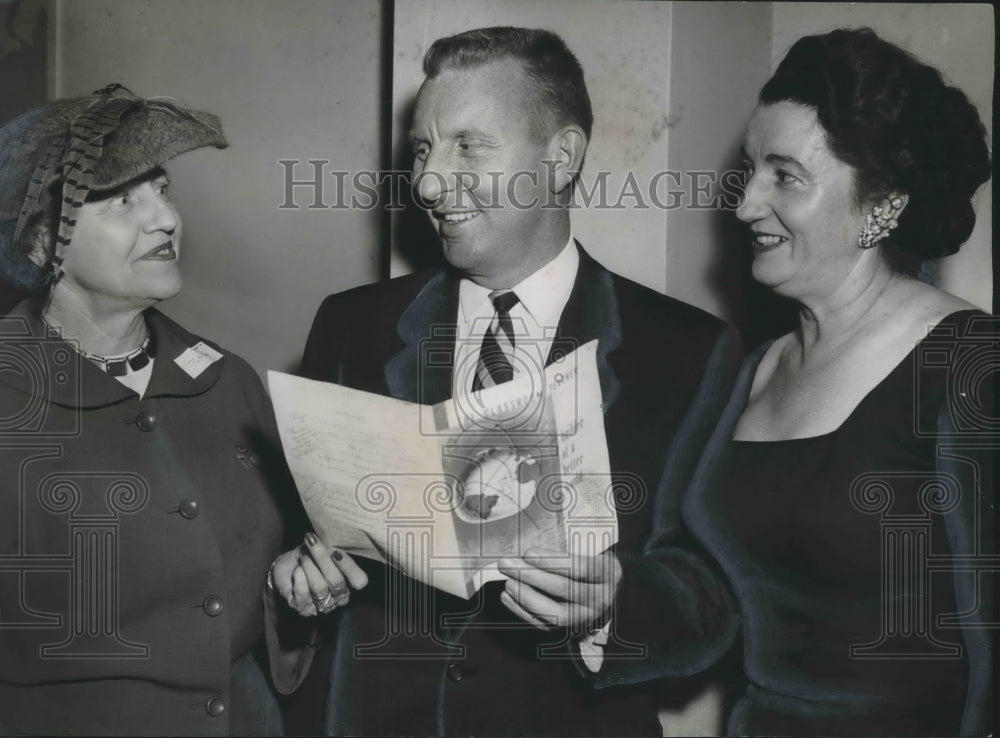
268, 340, 617, 599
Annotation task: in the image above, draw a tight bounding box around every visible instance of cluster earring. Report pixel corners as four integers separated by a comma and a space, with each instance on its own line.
858, 194, 905, 249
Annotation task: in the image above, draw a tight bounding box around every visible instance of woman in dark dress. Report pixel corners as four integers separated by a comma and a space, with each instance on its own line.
685, 29, 994, 736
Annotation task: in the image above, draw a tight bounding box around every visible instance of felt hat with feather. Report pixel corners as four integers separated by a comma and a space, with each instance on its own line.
0, 83, 227, 291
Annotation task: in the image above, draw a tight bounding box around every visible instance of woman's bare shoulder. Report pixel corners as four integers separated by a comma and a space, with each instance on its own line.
899, 281, 982, 328
907, 280, 980, 322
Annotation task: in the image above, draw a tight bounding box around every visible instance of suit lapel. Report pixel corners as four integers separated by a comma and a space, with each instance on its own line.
546, 244, 623, 411
384, 271, 458, 405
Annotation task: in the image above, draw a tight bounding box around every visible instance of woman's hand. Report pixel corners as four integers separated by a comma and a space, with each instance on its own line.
269, 533, 369, 616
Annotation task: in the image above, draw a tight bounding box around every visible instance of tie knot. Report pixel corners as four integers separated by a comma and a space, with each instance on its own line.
490, 290, 520, 314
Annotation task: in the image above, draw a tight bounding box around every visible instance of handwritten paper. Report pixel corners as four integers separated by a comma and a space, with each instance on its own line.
268, 340, 616, 599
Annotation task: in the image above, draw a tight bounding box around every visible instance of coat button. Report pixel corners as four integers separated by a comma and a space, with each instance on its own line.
135, 410, 157, 431
178, 499, 199, 519
205, 696, 226, 716
446, 664, 464, 682
202, 596, 224, 617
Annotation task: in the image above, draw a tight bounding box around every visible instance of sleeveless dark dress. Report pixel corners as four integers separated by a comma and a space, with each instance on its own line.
686, 310, 995, 736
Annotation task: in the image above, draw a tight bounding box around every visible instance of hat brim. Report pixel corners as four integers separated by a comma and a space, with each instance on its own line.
92, 103, 228, 192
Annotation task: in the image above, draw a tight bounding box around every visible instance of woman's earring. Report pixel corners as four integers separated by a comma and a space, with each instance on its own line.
858, 194, 905, 249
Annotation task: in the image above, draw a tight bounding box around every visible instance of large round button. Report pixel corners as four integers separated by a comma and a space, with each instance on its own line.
202, 596, 224, 617
446, 664, 464, 682
135, 410, 157, 431
178, 499, 199, 519
205, 697, 226, 717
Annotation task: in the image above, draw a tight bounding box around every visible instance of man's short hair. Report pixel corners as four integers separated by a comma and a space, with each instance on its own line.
423, 26, 593, 142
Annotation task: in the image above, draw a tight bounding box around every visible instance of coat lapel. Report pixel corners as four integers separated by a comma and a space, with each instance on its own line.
384, 271, 458, 405
547, 245, 623, 412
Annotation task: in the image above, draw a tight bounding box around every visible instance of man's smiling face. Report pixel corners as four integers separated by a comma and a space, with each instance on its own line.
410, 59, 561, 288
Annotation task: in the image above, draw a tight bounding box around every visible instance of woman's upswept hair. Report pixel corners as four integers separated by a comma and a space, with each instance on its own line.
762, 28, 991, 274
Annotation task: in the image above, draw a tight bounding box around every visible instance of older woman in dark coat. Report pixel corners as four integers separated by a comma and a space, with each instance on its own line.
0, 85, 300, 736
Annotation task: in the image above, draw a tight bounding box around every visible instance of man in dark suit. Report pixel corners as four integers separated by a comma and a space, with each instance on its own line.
273, 26, 740, 736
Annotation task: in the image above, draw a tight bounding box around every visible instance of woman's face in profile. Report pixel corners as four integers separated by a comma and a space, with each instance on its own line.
737, 101, 868, 300
59, 169, 183, 308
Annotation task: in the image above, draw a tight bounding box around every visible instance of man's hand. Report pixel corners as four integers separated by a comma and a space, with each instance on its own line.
497, 549, 621, 632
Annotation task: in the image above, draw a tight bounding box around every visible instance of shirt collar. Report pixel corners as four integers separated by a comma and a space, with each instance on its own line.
458, 234, 578, 325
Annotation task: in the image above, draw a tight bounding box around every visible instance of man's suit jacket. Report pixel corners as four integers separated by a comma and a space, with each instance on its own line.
298, 247, 741, 736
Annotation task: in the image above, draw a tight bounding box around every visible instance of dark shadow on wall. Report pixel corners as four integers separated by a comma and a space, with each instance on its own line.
1, 0, 48, 315
0, 0, 47, 125
377, 0, 398, 282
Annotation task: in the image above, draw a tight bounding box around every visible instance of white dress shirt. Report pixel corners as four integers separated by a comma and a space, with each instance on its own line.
452, 237, 610, 672
452, 236, 579, 399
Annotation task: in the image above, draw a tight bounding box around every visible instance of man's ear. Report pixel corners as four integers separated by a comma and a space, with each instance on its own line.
546, 124, 588, 196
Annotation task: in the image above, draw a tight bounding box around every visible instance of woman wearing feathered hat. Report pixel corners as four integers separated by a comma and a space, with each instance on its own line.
0, 85, 302, 735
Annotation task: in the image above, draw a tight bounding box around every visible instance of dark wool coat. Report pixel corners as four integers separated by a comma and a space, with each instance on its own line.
0, 301, 296, 736
279, 247, 742, 736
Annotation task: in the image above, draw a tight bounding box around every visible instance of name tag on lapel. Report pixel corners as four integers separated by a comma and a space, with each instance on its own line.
174, 342, 224, 378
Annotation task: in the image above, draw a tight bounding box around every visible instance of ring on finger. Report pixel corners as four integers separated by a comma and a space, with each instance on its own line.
312, 591, 335, 609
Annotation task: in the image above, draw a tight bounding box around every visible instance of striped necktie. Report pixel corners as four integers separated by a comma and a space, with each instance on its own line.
472, 290, 520, 391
